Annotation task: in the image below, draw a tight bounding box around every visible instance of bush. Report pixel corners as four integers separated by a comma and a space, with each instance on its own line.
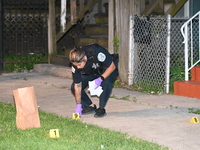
4, 54, 48, 72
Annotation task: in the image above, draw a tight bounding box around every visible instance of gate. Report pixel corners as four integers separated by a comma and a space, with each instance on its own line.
130, 15, 196, 94
130, 15, 170, 94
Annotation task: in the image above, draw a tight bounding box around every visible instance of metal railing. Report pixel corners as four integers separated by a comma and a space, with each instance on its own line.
181, 11, 200, 81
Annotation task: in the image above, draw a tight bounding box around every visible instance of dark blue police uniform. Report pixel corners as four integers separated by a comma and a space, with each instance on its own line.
71, 44, 118, 110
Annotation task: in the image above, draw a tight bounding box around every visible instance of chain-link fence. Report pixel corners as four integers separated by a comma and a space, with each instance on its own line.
131, 16, 168, 93
131, 15, 193, 94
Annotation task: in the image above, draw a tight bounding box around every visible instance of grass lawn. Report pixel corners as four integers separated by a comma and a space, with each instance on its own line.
0, 101, 168, 150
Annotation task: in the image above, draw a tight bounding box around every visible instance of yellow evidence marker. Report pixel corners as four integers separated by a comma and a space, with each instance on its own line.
49, 129, 60, 138
190, 117, 199, 124
72, 113, 80, 120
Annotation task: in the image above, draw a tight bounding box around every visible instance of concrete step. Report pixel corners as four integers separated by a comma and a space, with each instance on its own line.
191, 66, 200, 81
174, 80, 200, 99
174, 66, 200, 99
85, 24, 108, 35
34, 64, 72, 79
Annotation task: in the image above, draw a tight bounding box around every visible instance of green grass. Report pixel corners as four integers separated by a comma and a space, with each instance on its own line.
188, 108, 200, 114
0, 102, 168, 150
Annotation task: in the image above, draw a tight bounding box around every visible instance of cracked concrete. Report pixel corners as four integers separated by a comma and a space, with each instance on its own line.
1, 71, 200, 150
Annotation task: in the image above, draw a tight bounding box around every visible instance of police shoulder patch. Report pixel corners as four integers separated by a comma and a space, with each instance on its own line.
97, 52, 106, 62
71, 66, 75, 73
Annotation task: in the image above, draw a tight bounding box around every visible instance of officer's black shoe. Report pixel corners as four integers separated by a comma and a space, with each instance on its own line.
94, 108, 107, 118
82, 104, 97, 115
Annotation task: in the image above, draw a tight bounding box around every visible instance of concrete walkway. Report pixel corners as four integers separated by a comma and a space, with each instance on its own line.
1, 65, 200, 150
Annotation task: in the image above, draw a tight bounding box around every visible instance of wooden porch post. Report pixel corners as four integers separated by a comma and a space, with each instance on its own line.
0, 0, 3, 71
48, 0, 57, 63
108, 0, 114, 54
70, 0, 77, 25
61, 0, 67, 32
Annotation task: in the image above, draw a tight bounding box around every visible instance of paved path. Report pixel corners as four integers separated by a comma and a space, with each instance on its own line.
1, 72, 200, 150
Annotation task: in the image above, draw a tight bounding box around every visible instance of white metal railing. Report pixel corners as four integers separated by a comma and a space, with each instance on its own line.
181, 11, 200, 81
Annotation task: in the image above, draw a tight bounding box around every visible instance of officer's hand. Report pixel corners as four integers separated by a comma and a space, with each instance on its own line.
74, 104, 82, 117
94, 78, 103, 89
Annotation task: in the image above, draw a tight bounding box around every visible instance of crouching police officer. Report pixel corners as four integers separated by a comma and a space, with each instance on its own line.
69, 43, 118, 118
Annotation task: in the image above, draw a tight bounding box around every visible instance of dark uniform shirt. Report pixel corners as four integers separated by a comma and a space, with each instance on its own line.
71, 44, 113, 83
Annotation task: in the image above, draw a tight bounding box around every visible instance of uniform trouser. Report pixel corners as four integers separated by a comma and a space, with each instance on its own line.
71, 61, 118, 109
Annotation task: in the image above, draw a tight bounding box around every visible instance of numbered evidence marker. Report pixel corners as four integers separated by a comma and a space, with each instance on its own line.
72, 113, 80, 120
49, 129, 60, 138
190, 117, 199, 124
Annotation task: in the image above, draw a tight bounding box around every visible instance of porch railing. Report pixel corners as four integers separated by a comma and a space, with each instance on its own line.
57, 0, 99, 42
181, 11, 200, 81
